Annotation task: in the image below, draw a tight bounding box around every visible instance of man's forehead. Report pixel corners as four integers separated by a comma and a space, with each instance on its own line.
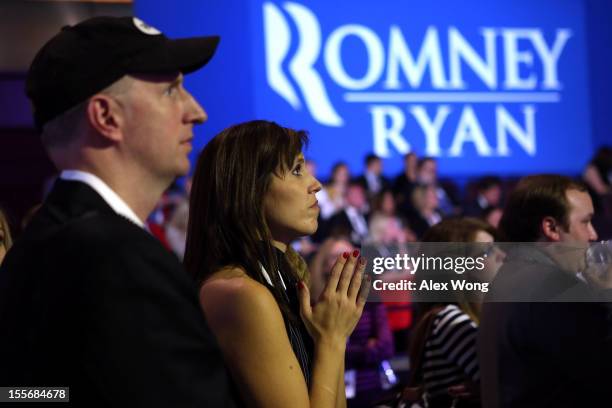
566, 188, 594, 215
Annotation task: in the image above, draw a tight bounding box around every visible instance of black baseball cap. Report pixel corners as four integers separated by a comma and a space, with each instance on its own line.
26, 16, 220, 131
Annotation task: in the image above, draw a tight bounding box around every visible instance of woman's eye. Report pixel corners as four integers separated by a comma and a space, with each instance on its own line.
292, 164, 303, 176
165, 85, 177, 96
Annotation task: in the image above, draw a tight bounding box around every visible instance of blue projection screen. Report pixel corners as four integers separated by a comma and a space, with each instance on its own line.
137, 0, 593, 179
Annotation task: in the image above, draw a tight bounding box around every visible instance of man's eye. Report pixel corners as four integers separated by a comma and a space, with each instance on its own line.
165, 85, 178, 96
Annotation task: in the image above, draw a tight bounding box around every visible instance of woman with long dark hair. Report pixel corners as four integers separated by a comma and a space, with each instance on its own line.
184, 120, 369, 407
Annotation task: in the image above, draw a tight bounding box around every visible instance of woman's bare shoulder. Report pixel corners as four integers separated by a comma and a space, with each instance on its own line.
199, 266, 283, 331
200, 269, 311, 407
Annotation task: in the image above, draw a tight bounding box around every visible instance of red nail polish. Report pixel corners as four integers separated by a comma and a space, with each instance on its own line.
298, 281, 305, 289
342, 252, 349, 259
353, 250, 360, 258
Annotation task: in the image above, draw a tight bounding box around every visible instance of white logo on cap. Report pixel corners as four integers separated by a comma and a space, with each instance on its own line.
133, 17, 162, 35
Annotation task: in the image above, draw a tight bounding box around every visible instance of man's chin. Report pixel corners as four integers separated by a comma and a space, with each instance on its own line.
175, 161, 191, 178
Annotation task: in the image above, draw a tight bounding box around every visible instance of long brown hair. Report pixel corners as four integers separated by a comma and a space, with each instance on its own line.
184, 120, 308, 323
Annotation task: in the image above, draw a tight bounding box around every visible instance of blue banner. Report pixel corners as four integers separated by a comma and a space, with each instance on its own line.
138, 0, 592, 179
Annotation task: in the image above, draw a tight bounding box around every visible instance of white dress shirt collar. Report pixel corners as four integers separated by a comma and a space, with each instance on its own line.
60, 170, 145, 228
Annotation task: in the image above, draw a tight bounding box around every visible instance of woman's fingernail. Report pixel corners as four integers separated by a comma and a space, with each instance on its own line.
342, 252, 349, 259
297, 281, 305, 289
352, 250, 360, 258
360, 257, 367, 266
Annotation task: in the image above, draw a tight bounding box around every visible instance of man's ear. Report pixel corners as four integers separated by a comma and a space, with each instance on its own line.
86, 94, 124, 142
541, 216, 561, 242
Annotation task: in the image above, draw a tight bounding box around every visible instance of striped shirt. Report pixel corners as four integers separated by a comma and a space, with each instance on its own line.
422, 304, 479, 398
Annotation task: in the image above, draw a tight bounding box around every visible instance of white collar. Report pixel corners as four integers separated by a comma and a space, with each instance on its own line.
60, 170, 145, 228
345, 206, 362, 218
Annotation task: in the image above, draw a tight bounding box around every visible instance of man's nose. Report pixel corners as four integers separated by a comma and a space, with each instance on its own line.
184, 90, 207, 124
589, 224, 598, 242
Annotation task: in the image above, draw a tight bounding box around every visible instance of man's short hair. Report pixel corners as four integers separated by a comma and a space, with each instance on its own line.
477, 176, 502, 192
365, 153, 380, 167
417, 156, 436, 170
40, 78, 131, 150
499, 174, 587, 242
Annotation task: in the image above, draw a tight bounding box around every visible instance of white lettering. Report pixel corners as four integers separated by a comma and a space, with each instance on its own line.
496, 104, 536, 156
325, 25, 385, 90
502, 29, 537, 89
530, 29, 572, 89
448, 106, 493, 156
449, 27, 497, 89
370, 105, 410, 157
409, 105, 451, 156
384, 26, 448, 89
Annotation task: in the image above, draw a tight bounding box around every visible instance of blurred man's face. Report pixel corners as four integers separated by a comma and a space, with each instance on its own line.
346, 185, 366, 209
369, 159, 382, 175
405, 154, 417, 173
333, 165, 349, 185
381, 192, 395, 215
559, 189, 597, 244
418, 160, 437, 184
482, 185, 502, 207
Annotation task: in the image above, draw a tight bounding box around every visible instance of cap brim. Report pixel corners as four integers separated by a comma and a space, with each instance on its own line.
128, 35, 220, 75
168, 36, 220, 74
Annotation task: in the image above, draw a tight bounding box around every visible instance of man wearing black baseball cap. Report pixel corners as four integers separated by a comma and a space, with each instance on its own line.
0, 16, 237, 406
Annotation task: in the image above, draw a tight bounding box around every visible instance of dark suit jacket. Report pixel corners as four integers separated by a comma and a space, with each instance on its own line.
0, 179, 236, 407
354, 174, 390, 196
324, 208, 370, 246
479, 246, 612, 408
